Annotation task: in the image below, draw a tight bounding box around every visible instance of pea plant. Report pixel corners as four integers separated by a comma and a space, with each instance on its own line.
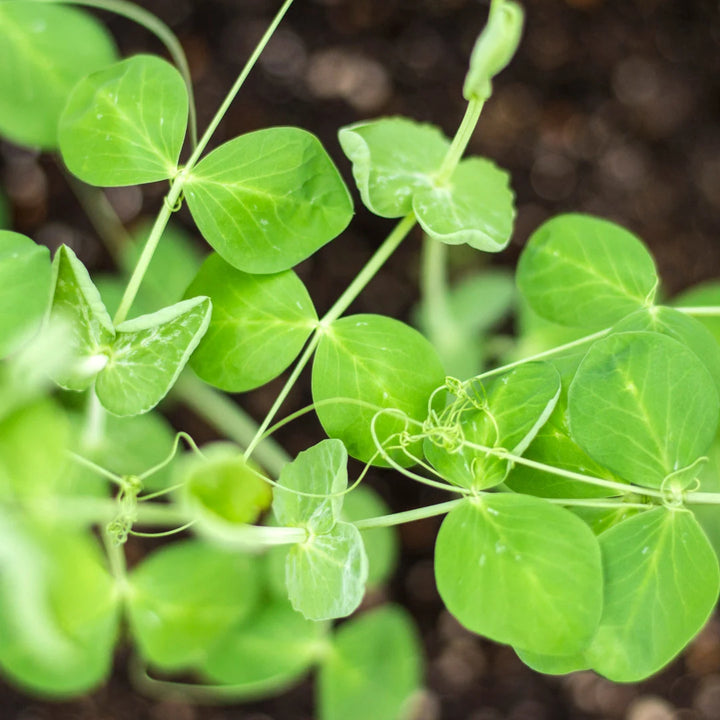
2, 0, 720, 715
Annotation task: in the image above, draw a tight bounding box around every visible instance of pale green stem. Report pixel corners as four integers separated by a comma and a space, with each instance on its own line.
82, 389, 107, 449
101, 525, 127, 591
185, 0, 296, 167
174, 372, 290, 476
435, 97, 484, 183
67, 451, 123, 486
353, 499, 464, 530
686, 492, 720, 505
36, 0, 198, 148
675, 306, 720, 317
420, 234, 454, 347
112, 174, 184, 324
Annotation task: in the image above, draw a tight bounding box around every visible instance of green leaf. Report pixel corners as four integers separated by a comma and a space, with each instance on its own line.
425, 362, 560, 490
435, 494, 603, 654
180, 443, 272, 527
517, 214, 658, 330
568, 331, 719, 489
95, 296, 211, 416
318, 605, 423, 720
338, 118, 450, 218
585, 508, 719, 682
274, 439, 348, 535
312, 314, 445, 466
0, 2, 117, 149
202, 597, 327, 693
612, 305, 720, 396
0, 516, 118, 697
49, 245, 115, 391
514, 647, 588, 676
185, 127, 353, 273
413, 157, 515, 252
674, 281, 720, 347
340, 485, 398, 588
59, 54, 188, 186
128, 539, 261, 672
286, 521, 368, 621
0, 231, 52, 358
186, 253, 317, 392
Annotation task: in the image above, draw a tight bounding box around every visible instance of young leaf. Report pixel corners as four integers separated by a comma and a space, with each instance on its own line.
435, 494, 603, 655
414, 157, 515, 252
0, 2, 117, 149
0, 231, 52, 358
286, 521, 368, 621
424, 362, 561, 490
312, 314, 445, 466
517, 214, 658, 329
186, 253, 317, 392
674, 281, 720, 347
59, 55, 188, 186
95, 296, 212, 416
128, 540, 261, 672
0, 516, 118, 697
274, 439, 348, 535
338, 118, 450, 218
585, 508, 720, 682
185, 128, 353, 273
202, 596, 328, 692
514, 647, 589, 676
180, 443, 272, 528
568, 332, 719, 489
49, 245, 115, 391
318, 605, 423, 720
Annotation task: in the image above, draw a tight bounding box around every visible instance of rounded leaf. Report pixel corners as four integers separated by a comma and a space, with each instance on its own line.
185, 127, 353, 273
59, 55, 188, 186
186, 253, 317, 392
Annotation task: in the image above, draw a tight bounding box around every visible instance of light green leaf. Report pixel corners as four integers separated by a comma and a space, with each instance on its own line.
0, 231, 52, 358
435, 494, 603, 655
517, 214, 658, 329
693, 435, 720, 558
59, 54, 188, 186
0, 516, 118, 697
585, 508, 719, 682
318, 605, 423, 720
202, 597, 328, 693
0, 2, 117, 149
95, 296, 211, 416
180, 442, 272, 528
338, 118, 450, 218
186, 253, 317, 391
425, 362, 560, 490
49, 245, 115, 391
274, 439, 348, 535
514, 647, 588, 676
413, 157, 515, 252
128, 539, 261, 672
286, 521, 368, 621
612, 305, 720, 396
674, 281, 720, 347
185, 127, 353, 273
568, 332, 719, 488
312, 314, 445, 466
340, 485, 398, 588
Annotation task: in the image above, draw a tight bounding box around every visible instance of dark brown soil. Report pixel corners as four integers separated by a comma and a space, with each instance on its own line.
3, 0, 720, 718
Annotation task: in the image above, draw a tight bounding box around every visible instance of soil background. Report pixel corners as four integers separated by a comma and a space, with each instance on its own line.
2, 0, 720, 718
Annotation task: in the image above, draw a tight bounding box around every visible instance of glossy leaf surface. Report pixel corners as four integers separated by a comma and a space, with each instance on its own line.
517, 214, 658, 329
312, 314, 445, 466
0, 2, 117, 148
435, 494, 603, 654
59, 55, 188, 186
569, 332, 719, 488
185, 128, 353, 273
0, 231, 52, 358
186, 253, 317, 391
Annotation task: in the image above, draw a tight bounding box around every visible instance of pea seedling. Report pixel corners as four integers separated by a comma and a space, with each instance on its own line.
1, 0, 720, 716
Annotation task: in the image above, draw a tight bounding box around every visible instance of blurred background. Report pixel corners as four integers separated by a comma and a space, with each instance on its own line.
2, 0, 720, 718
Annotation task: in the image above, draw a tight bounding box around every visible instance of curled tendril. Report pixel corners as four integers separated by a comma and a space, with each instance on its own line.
107, 474, 142, 546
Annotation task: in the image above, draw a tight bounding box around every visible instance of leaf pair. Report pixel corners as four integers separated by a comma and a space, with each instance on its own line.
340, 117, 515, 252
49, 245, 210, 416
273, 439, 368, 621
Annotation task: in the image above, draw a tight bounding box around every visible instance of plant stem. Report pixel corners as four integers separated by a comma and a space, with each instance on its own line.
112, 175, 184, 324
420, 234, 455, 347
34, 0, 198, 148
185, 0, 296, 168
354, 499, 465, 530
67, 451, 124, 486
174, 372, 290, 476
435, 97, 485, 183
685, 491, 720, 505
676, 306, 720, 317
